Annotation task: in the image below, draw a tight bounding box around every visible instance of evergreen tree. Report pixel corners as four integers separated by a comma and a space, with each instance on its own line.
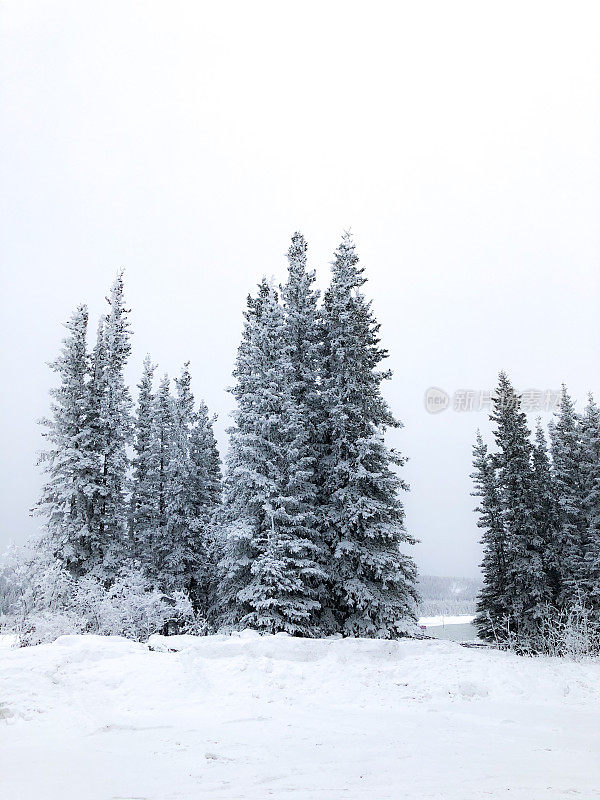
188, 400, 222, 614
36, 304, 97, 575
150, 373, 174, 581
215, 288, 264, 628
129, 355, 158, 562
319, 233, 417, 637
138, 363, 222, 612
280, 232, 328, 622
488, 372, 550, 645
189, 401, 222, 519
89, 273, 133, 578
217, 281, 323, 635
471, 430, 509, 641
163, 364, 202, 598
579, 395, 600, 614
550, 385, 587, 607
86, 317, 108, 569
531, 421, 560, 603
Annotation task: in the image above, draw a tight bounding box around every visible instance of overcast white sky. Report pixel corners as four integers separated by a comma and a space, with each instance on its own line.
1, 1, 599, 578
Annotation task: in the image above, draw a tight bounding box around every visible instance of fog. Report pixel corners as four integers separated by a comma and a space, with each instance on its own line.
1, 1, 599, 577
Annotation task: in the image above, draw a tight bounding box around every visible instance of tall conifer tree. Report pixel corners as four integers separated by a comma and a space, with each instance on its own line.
472, 430, 509, 641
150, 373, 174, 581
89, 273, 133, 577
218, 281, 323, 635
188, 400, 222, 615
36, 305, 97, 575
162, 363, 220, 608
550, 385, 587, 607
579, 395, 600, 614
319, 233, 417, 637
162, 363, 196, 591
531, 421, 560, 603
487, 372, 550, 645
130, 355, 158, 563
280, 232, 328, 619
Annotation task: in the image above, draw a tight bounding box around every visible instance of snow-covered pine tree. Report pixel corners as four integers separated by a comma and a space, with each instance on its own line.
162, 363, 195, 590
189, 401, 222, 520
550, 385, 587, 608
85, 317, 108, 569
36, 304, 98, 575
319, 233, 418, 638
280, 232, 328, 623
531, 421, 561, 604
489, 372, 550, 646
141, 363, 221, 612
148, 373, 174, 581
471, 430, 510, 642
129, 355, 158, 563
217, 280, 323, 635
188, 400, 222, 614
579, 394, 600, 615
88, 273, 134, 578
215, 288, 266, 628
162, 363, 208, 604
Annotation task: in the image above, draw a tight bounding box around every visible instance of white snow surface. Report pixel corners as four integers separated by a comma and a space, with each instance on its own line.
1, 632, 599, 799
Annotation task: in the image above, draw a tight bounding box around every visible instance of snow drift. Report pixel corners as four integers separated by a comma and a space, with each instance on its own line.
1, 633, 599, 799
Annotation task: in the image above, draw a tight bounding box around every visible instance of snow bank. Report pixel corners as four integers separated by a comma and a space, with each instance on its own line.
1, 633, 599, 799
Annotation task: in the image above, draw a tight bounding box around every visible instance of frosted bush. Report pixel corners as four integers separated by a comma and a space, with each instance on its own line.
73, 568, 206, 641
0, 543, 205, 645
537, 601, 600, 660
484, 600, 600, 660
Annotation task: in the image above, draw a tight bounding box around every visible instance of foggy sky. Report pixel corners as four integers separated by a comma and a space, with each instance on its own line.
1, 1, 599, 578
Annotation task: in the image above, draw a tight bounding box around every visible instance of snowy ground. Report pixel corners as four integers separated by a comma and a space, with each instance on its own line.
1, 633, 599, 800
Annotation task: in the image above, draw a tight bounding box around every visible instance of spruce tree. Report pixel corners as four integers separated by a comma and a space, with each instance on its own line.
129, 355, 158, 563
319, 233, 417, 637
150, 373, 174, 581
140, 363, 222, 612
163, 363, 208, 603
488, 372, 550, 645
86, 317, 108, 569
188, 400, 222, 614
217, 281, 323, 635
550, 385, 587, 608
162, 363, 195, 590
89, 273, 133, 578
215, 287, 264, 628
36, 304, 97, 575
579, 395, 600, 614
189, 401, 222, 519
471, 430, 509, 641
531, 421, 560, 603
280, 232, 328, 622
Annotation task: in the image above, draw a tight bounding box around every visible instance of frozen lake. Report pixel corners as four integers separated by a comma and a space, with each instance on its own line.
419, 615, 479, 642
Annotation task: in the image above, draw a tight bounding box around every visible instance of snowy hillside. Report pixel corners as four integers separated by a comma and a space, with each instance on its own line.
1, 633, 599, 799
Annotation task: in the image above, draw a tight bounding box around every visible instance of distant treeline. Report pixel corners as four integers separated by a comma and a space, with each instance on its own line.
417, 575, 481, 617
